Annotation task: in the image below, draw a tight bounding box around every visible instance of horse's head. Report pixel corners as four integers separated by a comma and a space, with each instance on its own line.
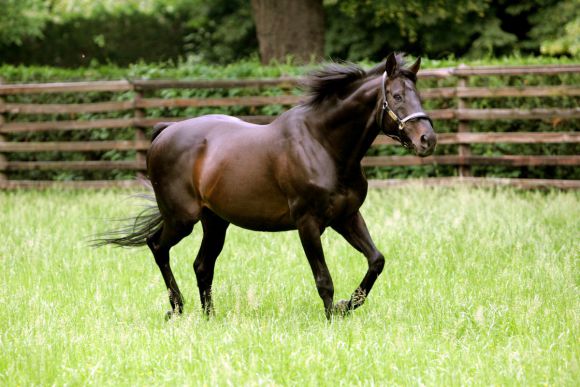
377, 53, 436, 157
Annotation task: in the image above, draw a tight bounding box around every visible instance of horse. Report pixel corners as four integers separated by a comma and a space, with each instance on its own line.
97, 53, 436, 319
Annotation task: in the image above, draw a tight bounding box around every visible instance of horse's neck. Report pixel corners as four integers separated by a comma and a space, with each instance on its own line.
308, 77, 381, 173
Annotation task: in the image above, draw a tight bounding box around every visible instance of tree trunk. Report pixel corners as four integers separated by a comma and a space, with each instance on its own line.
251, 0, 324, 64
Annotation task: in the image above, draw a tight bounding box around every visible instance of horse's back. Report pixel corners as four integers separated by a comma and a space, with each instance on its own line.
149, 115, 265, 163
152, 115, 252, 140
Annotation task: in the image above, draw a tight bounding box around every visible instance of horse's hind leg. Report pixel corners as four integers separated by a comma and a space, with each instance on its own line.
193, 210, 229, 316
147, 220, 194, 319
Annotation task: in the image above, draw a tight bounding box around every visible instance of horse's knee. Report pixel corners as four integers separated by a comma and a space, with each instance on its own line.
369, 252, 385, 276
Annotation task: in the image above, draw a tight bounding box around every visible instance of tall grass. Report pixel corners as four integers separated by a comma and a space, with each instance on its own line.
0, 188, 578, 385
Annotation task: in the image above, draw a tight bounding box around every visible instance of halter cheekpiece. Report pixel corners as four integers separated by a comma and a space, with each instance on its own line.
377, 71, 432, 138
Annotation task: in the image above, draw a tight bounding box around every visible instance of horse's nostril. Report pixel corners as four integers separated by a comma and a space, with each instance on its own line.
420, 134, 429, 146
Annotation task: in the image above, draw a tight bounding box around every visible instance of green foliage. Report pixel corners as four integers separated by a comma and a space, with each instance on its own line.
530, 0, 580, 56
0, 0, 255, 67
328, 0, 580, 60
1, 0, 578, 67
1, 188, 579, 384
336, 0, 489, 41
181, 0, 257, 64
468, 17, 518, 57
49, 0, 166, 17
325, 0, 490, 60
0, 0, 49, 45
542, 18, 580, 57
2, 4, 192, 67
460, 0, 580, 58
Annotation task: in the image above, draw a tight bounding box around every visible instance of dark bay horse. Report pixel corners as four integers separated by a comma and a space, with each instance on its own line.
98, 53, 436, 319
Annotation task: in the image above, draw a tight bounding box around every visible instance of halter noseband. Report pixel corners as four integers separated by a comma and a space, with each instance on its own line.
377, 71, 432, 140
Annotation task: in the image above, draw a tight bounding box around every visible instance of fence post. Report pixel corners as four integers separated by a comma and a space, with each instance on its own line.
0, 77, 7, 184
456, 64, 472, 177
133, 85, 147, 178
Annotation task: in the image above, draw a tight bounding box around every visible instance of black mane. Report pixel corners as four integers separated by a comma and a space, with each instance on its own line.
305, 62, 366, 107
305, 54, 416, 108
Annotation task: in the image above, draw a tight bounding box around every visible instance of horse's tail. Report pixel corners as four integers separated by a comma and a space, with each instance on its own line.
92, 189, 163, 248
93, 123, 171, 248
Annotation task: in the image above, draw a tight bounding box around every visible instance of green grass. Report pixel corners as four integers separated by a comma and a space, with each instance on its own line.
0, 187, 578, 385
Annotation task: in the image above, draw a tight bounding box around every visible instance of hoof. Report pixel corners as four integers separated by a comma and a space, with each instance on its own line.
333, 300, 352, 317
164, 309, 182, 321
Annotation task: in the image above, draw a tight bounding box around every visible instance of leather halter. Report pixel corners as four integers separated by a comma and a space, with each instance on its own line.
377, 71, 432, 142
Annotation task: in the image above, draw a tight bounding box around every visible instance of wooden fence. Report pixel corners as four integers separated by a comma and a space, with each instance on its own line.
0, 64, 579, 189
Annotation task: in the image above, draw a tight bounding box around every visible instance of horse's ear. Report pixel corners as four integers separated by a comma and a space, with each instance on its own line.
409, 56, 421, 74
385, 52, 398, 78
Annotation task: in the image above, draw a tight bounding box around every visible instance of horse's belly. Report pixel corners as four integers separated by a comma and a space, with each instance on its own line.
200, 172, 294, 231
222, 213, 295, 232
206, 195, 294, 232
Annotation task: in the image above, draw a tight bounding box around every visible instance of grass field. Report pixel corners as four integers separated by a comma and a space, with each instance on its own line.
0, 187, 578, 385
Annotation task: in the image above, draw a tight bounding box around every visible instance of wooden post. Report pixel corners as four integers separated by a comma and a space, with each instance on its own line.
457, 65, 472, 177
133, 86, 147, 178
0, 77, 7, 184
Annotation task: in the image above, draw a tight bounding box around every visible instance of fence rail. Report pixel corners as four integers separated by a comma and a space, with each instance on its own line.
0, 64, 579, 189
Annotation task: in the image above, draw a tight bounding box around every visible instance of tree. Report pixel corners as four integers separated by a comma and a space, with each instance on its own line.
330, 0, 491, 59
327, 0, 580, 59
0, 0, 48, 46
529, 0, 580, 57
251, 0, 324, 64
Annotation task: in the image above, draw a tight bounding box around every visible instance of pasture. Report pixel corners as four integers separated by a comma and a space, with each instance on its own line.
0, 187, 578, 385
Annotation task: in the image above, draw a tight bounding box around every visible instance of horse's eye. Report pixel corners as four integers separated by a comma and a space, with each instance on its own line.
393, 94, 403, 102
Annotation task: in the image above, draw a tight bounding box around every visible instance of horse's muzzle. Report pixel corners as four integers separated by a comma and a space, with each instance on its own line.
415, 131, 437, 157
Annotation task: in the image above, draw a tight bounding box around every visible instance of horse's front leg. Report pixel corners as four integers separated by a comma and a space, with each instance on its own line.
296, 217, 335, 319
332, 211, 385, 314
